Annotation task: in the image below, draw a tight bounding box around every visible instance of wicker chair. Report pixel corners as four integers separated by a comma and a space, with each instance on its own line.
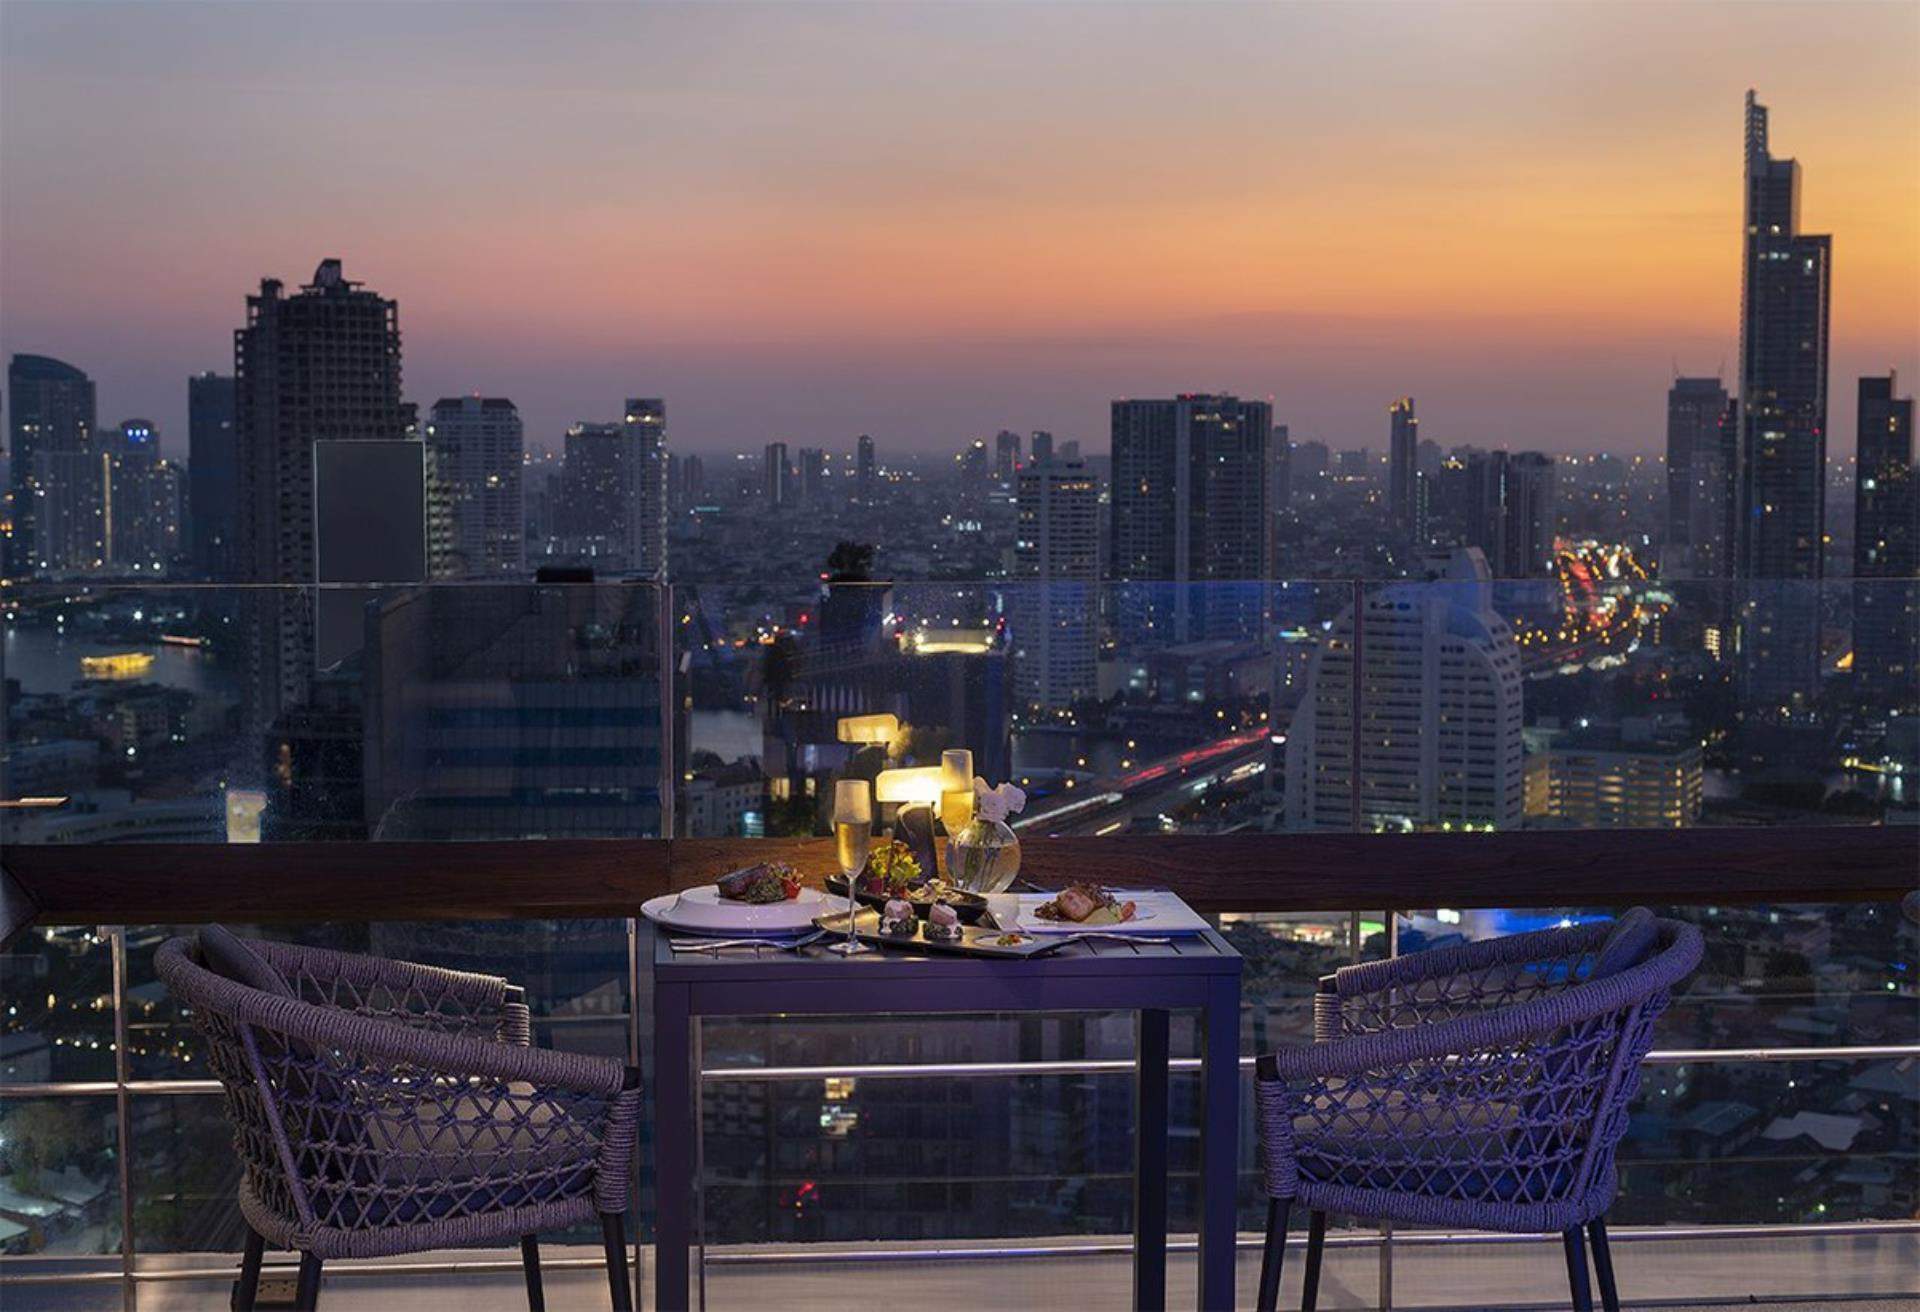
156, 931, 643, 1311
1253, 910, 1702, 1312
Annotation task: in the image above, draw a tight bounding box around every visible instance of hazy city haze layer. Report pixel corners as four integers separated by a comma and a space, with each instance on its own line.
2, 0, 1916, 456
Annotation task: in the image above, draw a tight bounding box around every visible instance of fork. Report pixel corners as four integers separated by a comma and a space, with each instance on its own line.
671, 929, 827, 954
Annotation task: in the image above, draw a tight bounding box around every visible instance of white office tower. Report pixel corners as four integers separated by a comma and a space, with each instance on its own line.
1285, 547, 1525, 831
1011, 459, 1100, 713
425, 396, 525, 578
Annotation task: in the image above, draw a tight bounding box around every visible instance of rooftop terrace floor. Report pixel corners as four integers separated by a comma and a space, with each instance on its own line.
10, 1229, 1915, 1310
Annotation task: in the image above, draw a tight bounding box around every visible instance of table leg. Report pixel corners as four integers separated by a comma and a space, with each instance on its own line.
1199, 976, 1241, 1311
1133, 1007, 1170, 1312
653, 981, 693, 1311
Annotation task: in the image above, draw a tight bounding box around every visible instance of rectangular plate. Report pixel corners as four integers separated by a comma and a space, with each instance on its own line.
815, 908, 1059, 958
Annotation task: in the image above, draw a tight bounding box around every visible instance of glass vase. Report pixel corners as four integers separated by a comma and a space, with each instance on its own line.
945, 815, 1021, 894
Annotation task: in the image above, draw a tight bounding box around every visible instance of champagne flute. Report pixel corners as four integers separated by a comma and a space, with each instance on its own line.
830, 778, 873, 956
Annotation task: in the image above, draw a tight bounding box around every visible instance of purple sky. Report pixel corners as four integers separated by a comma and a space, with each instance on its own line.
3, 2, 1915, 461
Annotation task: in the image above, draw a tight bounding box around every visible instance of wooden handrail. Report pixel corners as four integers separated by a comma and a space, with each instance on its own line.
2, 826, 1912, 942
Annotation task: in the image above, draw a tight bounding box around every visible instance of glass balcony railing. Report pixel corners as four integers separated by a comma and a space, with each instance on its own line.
1, 571, 1915, 1306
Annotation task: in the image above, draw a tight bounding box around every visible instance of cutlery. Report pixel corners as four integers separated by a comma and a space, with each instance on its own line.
672, 929, 827, 954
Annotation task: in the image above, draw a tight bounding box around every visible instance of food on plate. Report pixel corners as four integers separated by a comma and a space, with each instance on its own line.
994, 933, 1030, 947
924, 901, 963, 942
856, 839, 922, 895
880, 898, 917, 936
1034, 882, 1137, 926
715, 861, 802, 904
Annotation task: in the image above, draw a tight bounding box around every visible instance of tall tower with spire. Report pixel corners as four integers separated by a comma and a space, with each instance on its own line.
1735, 90, 1831, 710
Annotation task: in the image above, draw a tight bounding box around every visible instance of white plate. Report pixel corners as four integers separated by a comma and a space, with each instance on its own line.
643, 886, 836, 936
1014, 891, 1210, 935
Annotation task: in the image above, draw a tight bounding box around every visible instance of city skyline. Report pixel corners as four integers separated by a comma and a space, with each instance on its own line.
3, 3, 1916, 458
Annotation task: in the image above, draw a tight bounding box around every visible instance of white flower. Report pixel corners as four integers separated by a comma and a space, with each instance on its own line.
972, 777, 1027, 823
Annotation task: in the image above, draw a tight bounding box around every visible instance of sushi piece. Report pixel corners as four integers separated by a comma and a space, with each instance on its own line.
925, 901, 964, 942
880, 898, 917, 936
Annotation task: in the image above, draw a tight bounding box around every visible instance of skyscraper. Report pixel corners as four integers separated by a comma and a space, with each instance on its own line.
1736, 90, 1832, 706
625, 397, 668, 581
188, 372, 239, 580
1664, 376, 1735, 579
102, 419, 180, 573
1029, 431, 1054, 467
1852, 374, 1916, 702
1502, 451, 1557, 578
855, 433, 876, 503
764, 441, 792, 508
1388, 397, 1418, 538
797, 447, 826, 505
233, 260, 411, 729
6, 353, 99, 577
1270, 424, 1292, 514
425, 396, 525, 578
1011, 458, 1100, 713
994, 429, 1023, 484
1285, 548, 1525, 831
1109, 393, 1272, 644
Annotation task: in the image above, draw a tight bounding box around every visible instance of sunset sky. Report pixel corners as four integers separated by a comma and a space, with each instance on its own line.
3, 1, 1916, 459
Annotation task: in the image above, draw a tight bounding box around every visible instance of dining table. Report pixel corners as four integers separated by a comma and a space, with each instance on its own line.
648, 891, 1245, 1311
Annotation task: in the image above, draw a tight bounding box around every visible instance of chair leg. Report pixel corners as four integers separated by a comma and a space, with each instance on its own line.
521, 1234, 546, 1312
601, 1211, 634, 1312
232, 1225, 265, 1311
1256, 1197, 1291, 1312
293, 1251, 323, 1311
1562, 1227, 1594, 1312
1302, 1210, 1327, 1312
1587, 1218, 1620, 1312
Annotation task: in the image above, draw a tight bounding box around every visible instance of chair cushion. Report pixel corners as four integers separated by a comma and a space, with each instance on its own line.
197, 926, 295, 998
1591, 908, 1657, 980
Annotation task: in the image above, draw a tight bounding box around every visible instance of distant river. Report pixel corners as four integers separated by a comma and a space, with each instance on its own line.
1, 624, 228, 698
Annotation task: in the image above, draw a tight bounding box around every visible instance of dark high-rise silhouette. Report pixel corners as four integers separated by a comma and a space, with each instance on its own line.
1388, 397, 1418, 538
855, 433, 876, 502
1852, 374, 1916, 702
764, 440, 792, 508
1736, 90, 1831, 706
189, 371, 239, 580
1109, 393, 1271, 643
6, 353, 99, 577
1664, 377, 1735, 580
425, 396, 525, 577
234, 259, 410, 729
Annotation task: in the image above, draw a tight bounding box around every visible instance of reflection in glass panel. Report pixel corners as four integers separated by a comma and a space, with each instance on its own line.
0, 1096, 120, 1257
0, 929, 116, 1085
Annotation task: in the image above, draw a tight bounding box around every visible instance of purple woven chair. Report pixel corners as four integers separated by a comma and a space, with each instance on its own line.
1253, 910, 1702, 1312
156, 931, 643, 1311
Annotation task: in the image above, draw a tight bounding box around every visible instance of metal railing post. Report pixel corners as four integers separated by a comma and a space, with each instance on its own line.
108, 927, 136, 1312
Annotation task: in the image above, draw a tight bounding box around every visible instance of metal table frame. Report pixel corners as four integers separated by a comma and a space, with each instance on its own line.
651, 923, 1244, 1311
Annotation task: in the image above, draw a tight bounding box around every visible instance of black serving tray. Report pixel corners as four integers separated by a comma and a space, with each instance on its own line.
814, 908, 1056, 958
823, 874, 990, 925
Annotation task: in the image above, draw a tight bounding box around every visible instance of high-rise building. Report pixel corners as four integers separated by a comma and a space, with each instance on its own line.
1270, 424, 1292, 514
188, 372, 239, 580
855, 434, 876, 503
1011, 458, 1100, 713
1029, 431, 1054, 467
1388, 397, 1418, 537
625, 397, 668, 580
1736, 90, 1832, 706
764, 441, 792, 508
1852, 374, 1916, 701
1285, 548, 1525, 831
6, 353, 99, 577
1664, 377, 1736, 579
1502, 452, 1557, 578
797, 447, 826, 505
102, 419, 179, 572
425, 396, 525, 578
1109, 394, 1272, 643
234, 260, 410, 728
994, 429, 1023, 484
1292, 439, 1329, 500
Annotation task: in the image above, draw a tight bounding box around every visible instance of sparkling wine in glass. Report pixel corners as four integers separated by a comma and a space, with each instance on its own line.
830, 779, 873, 956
